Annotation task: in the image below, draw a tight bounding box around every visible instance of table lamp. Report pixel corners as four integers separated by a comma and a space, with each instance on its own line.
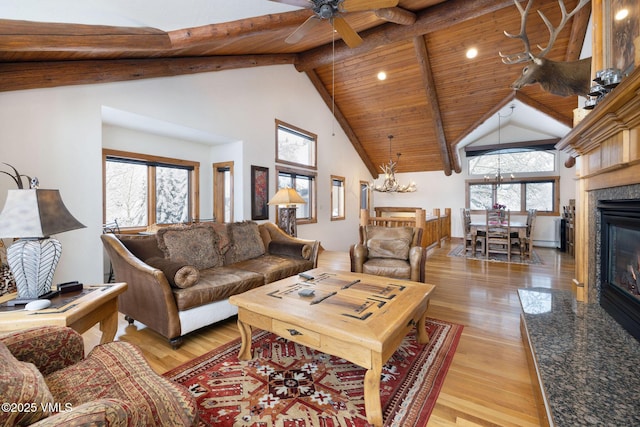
0, 189, 85, 299
268, 187, 306, 237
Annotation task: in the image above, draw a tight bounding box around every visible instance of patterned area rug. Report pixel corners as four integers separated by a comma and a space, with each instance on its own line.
164, 318, 463, 427
448, 244, 543, 265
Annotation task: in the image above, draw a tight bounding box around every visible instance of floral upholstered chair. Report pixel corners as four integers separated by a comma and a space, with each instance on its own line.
0, 326, 198, 426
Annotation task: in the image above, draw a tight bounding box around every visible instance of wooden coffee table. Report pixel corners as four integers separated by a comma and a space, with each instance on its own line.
0, 283, 127, 344
229, 269, 435, 426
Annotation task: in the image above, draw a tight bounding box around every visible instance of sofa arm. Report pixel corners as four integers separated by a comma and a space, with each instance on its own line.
259, 222, 320, 268
409, 246, 427, 283
101, 234, 182, 341
349, 243, 368, 273
0, 326, 83, 376
30, 399, 144, 426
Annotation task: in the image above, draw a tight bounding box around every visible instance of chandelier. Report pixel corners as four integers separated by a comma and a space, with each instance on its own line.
371, 135, 416, 193
484, 105, 515, 187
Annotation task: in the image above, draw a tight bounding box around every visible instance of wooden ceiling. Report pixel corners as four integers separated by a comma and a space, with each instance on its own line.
0, 0, 590, 176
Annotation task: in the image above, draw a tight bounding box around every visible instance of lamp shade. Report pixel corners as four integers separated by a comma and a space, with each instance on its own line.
268, 187, 306, 206
0, 189, 85, 238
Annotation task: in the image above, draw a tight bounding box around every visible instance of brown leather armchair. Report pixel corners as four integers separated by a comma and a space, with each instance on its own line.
349, 225, 427, 283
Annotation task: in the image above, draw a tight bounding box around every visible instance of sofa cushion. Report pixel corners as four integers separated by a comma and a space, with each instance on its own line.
226, 221, 265, 263
365, 226, 414, 260
118, 234, 164, 261
209, 222, 232, 255
172, 267, 265, 311
157, 224, 223, 270
0, 342, 54, 425
268, 241, 312, 260
45, 341, 198, 426
145, 257, 200, 289
231, 255, 314, 284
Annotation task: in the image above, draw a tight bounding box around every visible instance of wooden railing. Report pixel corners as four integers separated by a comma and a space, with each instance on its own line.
360, 207, 451, 249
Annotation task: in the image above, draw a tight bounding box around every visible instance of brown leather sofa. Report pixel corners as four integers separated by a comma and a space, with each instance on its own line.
349, 225, 427, 283
101, 221, 319, 348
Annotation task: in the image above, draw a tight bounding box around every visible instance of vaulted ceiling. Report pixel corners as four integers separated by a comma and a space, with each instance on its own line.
0, 0, 590, 177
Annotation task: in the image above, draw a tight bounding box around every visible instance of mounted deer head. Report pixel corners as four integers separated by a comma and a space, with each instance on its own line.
500, 0, 591, 97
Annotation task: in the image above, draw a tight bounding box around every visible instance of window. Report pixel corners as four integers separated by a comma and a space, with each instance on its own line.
469, 150, 555, 175
275, 120, 317, 225
466, 147, 559, 215
466, 177, 559, 215
331, 175, 345, 220
103, 149, 199, 230
276, 119, 317, 169
360, 180, 370, 217
276, 166, 316, 224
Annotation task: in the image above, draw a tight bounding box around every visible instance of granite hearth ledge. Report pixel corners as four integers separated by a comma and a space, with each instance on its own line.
518, 288, 640, 426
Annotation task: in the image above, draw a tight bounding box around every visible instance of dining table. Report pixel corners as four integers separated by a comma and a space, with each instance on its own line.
469, 220, 528, 258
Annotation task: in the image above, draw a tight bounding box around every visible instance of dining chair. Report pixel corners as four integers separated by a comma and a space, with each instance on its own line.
522, 209, 537, 260
486, 209, 513, 261
461, 208, 484, 256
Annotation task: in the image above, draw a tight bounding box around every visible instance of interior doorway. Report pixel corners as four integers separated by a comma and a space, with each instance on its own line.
213, 161, 233, 223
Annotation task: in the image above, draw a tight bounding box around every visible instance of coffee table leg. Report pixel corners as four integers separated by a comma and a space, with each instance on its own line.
416, 300, 431, 344
236, 318, 253, 360
364, 353, 383, 427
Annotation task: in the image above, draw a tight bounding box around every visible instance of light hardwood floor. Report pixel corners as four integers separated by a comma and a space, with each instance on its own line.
85, 239, 575, 426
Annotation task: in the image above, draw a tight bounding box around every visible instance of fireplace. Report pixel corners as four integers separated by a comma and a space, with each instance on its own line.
599, 199, 640, 341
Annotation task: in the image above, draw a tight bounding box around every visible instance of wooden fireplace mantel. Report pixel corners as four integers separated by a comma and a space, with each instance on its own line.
556, 66, 640, 302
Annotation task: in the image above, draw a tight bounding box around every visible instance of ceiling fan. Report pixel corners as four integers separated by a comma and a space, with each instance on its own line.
270, 0, 400, 48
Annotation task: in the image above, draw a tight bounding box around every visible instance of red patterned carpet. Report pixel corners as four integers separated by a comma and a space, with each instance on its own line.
164, 318, 463, 427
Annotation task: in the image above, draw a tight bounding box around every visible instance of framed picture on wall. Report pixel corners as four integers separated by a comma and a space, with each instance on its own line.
251, 165, 269, 220
604, 0, 639, 75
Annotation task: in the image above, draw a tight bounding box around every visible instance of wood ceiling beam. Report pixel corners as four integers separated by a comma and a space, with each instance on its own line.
565, 2, 591, 62
294, 0, 514, 72
168, 10, 312, 48
413, 35, 453, 176
305, 70, 379, 178
0, 55, 296, 92
0, 19, 171, 54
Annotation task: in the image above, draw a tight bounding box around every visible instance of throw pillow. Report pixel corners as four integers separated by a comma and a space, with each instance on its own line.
268, 241, 311, 260
145, 257, 200, 288
157, 224, 223, 270
0, 342, 54, 425
227, 221, 265, 263
365, 226, 414, 260
118, 235, 164, 261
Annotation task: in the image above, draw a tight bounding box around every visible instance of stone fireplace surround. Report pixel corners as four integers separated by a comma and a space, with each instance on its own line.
590, 184, 640, 304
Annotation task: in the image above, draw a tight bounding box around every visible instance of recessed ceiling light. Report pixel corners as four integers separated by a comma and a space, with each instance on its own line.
615, 9, 629, 20
466, 48, 478, 59
377, 71, 387, 81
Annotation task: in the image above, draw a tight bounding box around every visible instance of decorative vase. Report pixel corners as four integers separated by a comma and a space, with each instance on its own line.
7, 238, 61, 299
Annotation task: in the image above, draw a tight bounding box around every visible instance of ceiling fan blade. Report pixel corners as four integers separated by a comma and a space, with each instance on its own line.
285, 15, 321, 44
340, 0, 399, 13
332, 16, 363, 48
268, 0, 313, 8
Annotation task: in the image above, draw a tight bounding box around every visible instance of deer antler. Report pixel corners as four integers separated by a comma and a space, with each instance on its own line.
500, 0, 535, 64
500, 0, 590, 64
535, 0, 590, 57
